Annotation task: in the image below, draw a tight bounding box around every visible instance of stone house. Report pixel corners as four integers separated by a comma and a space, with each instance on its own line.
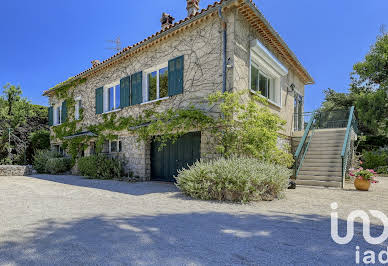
44, 0, 314, 181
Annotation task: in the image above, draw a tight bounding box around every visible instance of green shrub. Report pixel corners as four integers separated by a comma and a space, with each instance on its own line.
45, 157, 72, 174
33, 150, 62, 173
175, 157, 291, 203
362, 150, 388, 170
78, 155, 122, 180
377, 166, 388, 175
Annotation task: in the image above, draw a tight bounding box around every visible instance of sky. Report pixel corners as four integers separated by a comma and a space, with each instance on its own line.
0, 0, 387, 111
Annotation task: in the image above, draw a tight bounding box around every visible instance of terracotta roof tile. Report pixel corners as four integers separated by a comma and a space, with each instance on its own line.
44, 0, 313, 95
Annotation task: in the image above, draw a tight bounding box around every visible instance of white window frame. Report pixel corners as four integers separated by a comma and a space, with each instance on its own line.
103, 81, 121, 114
53, 102, 63, 126
249, 39, 288, 108
143, 62, 169, 103
74, 96, 82, 120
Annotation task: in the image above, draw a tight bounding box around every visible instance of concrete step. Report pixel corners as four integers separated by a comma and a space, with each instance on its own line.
297, 175, 342, 182
300, 165, 342, 172
308, 145, 343, 151
306, 150, 342, 156
299, 170, 342, 177
302, 162, 342, 169
296, 179, 342, 188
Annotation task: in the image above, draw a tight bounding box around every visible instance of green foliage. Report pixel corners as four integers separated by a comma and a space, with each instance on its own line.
175, 157, 291, 203
362, 150, 388, 170
0, 84, 48, 164
78, 154, 122, 179
207, 91, 293, 166
45, 157, 72, 175
321, 33, 388, 137
376, 166, 388, 175
33, 149, 62, 173
27, 130, 50, 157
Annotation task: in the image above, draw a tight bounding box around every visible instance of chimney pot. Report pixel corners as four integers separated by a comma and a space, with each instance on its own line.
91, 60, 100, 67
186, 0, 200, 17
160, 12, 175, 30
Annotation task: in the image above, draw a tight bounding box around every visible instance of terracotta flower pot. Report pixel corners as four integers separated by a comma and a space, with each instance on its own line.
354, 178, 371, 191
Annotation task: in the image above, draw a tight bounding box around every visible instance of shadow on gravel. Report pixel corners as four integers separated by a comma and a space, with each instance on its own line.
28, 174, 179, 196
0, 212, 386, 265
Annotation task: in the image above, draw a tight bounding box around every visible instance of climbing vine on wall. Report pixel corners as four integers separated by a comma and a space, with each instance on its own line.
51, 83, 292, 167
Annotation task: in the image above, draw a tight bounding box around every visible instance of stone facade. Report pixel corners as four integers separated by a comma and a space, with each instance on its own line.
0, 165, 32, 176
48, 5, 309, 180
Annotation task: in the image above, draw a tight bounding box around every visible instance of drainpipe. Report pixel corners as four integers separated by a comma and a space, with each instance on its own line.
218, 7, 227, 93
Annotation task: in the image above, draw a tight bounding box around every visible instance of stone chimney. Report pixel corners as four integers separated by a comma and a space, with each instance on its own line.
161, 13, 175, 30
91, 60, 100, 67
186, 0, 200, 17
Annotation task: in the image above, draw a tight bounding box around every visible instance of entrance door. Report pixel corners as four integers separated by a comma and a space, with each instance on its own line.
151, 132, 201, 182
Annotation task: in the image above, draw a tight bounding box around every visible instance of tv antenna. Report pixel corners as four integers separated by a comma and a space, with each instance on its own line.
106, 37, 122, 52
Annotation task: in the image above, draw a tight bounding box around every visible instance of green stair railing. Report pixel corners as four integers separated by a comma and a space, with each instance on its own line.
294, 110, 317, 178
341, 106, 358, 188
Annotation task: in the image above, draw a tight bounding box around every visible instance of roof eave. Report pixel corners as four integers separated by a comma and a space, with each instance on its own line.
243, 0, 314, 85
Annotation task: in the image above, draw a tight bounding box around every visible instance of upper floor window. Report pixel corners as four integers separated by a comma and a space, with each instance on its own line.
103, 84, 120, 113
250, 39, 288, 107
145, 64, 169, 102
74, 97, 82, 120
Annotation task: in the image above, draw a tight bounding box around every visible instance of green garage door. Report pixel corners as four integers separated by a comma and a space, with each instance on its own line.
151, 132, 201, 182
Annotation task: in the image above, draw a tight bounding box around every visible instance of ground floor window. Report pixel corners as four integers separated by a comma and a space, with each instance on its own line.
53, 144, 64, 156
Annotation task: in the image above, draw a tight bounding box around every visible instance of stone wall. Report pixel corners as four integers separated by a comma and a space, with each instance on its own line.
0, 165, 32, 176
48, 7, 308, 179
231, 10, 306, 138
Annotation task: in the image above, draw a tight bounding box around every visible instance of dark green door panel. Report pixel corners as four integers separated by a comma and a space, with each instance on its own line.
151, 132, 201, 182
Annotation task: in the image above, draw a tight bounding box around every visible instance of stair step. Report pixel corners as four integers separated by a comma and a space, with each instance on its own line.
307, 150, 342, 156
296, 179, 342, 188
297, 175, 342, 182
308, 146, 342, 151
300, 166, 342, 172
302, 163, 342, 169
299, 170, 342, 177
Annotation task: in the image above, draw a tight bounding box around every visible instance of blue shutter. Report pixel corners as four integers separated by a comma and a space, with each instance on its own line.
131, 72, 143, 105
120, 76, 131, 108
95, 87, 103, 114
61, 101, 67, 123
48, 106, 53, 126
168, 56, 184, 96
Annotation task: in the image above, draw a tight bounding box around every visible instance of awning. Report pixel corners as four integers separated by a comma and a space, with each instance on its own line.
63, 131, 98, 140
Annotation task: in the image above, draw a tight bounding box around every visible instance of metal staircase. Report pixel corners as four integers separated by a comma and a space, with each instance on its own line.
293, 107, 358, 188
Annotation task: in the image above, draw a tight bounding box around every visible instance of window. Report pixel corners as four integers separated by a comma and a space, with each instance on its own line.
250, 64, 276, 103
53, 104, 62, 125
53, 145, 64, 156
145, 64, 168, 102
110, 140, 122, 153
75, 98, 82, 120
294, 93, 303, 131
250, 39, 288, 107
107, 85, 120, 112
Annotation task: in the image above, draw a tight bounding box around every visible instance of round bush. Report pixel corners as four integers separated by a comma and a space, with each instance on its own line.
78, 155, 122, 180
175, 157, 291, 203
33, 150, 62, 173
45, 157, 72, 174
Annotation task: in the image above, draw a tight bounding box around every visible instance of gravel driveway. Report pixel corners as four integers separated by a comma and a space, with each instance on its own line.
0, 174, 387, 265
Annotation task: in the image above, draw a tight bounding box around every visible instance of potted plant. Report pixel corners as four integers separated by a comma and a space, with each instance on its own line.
349, 167, 378, 191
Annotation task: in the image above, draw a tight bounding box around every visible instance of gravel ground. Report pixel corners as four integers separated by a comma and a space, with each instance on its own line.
0, 174, 387, 265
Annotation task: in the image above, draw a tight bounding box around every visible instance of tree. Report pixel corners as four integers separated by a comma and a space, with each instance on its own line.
0, 84, 49, 164
321, 33, 388, 137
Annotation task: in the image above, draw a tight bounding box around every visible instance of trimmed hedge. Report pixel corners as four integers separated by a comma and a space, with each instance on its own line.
78, 154, 122, 180
175, 157, 291, 203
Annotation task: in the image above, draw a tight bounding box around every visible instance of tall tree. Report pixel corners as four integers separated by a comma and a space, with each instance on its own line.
321, 32, 388, 136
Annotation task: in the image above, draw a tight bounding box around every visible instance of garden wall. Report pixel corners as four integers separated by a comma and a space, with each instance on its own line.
0, 165, 32, 176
